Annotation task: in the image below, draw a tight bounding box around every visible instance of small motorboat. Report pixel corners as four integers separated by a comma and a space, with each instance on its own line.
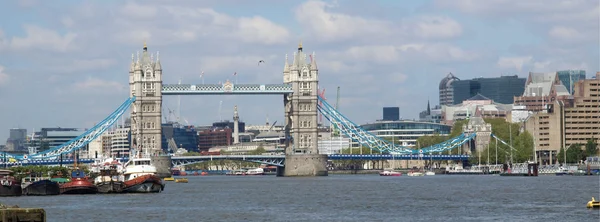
407, 171, 424, 177
425, 171, 436, 176
175, 178, 188, 183
164, 177, 175, 181
379, 171, 402, 176
587, 197, 600, 209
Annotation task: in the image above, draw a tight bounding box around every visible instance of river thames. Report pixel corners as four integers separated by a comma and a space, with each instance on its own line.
3, 174, 599, 221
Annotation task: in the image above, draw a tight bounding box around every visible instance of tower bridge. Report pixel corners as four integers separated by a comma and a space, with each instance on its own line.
1, 42, 513, 176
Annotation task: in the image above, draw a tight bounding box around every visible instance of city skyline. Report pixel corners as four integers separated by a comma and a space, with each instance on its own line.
0, 0, 599, 143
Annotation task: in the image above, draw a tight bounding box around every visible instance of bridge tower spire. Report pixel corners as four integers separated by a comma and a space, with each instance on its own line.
130, 42, 163, 157
281, 42, 328, 177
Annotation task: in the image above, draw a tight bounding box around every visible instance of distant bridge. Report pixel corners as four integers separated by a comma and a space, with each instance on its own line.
1, 154, 470, 167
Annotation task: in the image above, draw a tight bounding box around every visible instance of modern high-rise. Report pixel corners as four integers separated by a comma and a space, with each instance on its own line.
452, 75, 526, 105
382, 107, 400, 121
439, 72, 460, 106
557, 70, 586, 94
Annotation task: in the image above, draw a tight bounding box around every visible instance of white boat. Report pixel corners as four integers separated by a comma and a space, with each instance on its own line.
407, 171, 424, 177
379, 170, 402, 176
425, 171, 435, 176
246, 168, 265, 175
122, 157, 164, 193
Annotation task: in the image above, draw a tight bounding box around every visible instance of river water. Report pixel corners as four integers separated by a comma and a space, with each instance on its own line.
3, 174, 599, 222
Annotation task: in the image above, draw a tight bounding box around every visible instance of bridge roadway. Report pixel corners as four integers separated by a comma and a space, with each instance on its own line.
1, 154, 469, 167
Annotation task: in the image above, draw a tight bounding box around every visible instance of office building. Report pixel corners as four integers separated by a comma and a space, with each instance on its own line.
197, 128, 232, 151
442, 94, 513, 125
4, 128, 27, 152
111, 127, 130, 158
162, 123, 198, 153
439, 72, 460, 106
383, 107, 400, 121
557, 70, 586, 94
514, 72, 572, 113
29, 128, 87, 153
452, 75, 526, 105
357, 120, 451, 148
525, 72, 600, 165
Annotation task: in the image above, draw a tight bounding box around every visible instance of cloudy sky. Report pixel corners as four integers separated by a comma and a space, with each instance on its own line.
0, 0, 598, 142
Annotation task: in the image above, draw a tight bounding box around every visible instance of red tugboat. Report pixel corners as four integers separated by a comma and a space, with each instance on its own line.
60, 153, 97, 194
60, 169, 97, 194
0, 169, 22, 196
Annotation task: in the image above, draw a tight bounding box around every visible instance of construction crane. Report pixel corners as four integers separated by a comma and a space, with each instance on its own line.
336, 86, 340, 110
332, 86, 340, 137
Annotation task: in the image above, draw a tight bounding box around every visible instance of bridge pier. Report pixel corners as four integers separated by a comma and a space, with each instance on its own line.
278, 154, 328, 177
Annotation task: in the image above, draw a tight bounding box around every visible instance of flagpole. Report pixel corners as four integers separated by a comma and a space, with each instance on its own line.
201, 71, 204, 84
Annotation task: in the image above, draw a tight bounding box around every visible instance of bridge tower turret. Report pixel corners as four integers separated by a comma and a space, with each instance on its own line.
129, 42, 163, 157
280, 41, 328, 177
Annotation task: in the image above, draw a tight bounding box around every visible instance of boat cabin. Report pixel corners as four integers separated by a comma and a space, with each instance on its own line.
71, 169, 88, 179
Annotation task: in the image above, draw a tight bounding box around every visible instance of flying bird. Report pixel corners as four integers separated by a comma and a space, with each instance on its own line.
258, 60, 266, 66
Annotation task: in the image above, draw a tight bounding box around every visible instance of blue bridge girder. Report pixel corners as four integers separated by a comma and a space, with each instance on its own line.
171, 155, 286, 167
2, 154, 471, 167
0, 158, 96, 167
161, 83, 292, 95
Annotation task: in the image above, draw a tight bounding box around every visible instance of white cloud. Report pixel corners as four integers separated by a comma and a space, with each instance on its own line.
109, 3, 290, 45
49, 58, 118, 73
196, 54, 282, 83
497, 56, 533, 72
0, 65, 9, 85
9, 25, 77, 52
411, 16, 463, 39
548, 26, 583, 41
72, 77, 126, 94
294, 1, 395, 42
295, 1, 464, 42
325, 43, 478, 65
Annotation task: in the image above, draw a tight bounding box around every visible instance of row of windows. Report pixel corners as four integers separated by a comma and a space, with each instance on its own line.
300, 82, 312, 90
299, 103, 313, 111
142, 104, 156, 112
300, 120, 312, 128
143, 83, 155, 89
144, 122, 158, 129
299, 134, 313, 148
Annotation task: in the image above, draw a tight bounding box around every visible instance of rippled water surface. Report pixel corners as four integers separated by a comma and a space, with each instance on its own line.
4, 174, 600, 221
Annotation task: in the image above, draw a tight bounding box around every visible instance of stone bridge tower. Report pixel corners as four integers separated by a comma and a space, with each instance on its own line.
129, 43, 163, 157
280, 42, 328, 176
462, 116, 492, 155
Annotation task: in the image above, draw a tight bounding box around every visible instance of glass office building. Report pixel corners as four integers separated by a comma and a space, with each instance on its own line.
161, 123, 199, 153
452, 75, 525, 104
358, 121, 451, 148
382, 107, 400, 121
557, 70, 586, 94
